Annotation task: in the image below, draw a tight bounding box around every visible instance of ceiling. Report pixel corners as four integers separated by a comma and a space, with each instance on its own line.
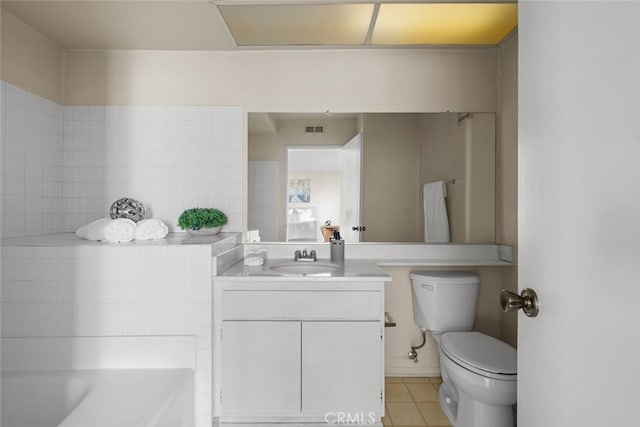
289, 148, 342, 173
249, 112, 361, 134
0, 0, 517, 51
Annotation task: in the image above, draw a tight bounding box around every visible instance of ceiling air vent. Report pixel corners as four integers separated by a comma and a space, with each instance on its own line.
305, 125, 324, 133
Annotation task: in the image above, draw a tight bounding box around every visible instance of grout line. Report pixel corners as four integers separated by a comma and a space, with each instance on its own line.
384, 404, 393, 426
416, 401, 429, 427
385, 377, 448, 427
414, 401, 428, 427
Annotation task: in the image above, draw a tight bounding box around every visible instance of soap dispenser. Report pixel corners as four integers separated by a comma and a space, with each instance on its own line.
330, 230, 344, 263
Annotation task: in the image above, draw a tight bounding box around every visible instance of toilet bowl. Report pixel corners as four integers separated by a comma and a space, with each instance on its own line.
410, 272, 517, 427
439, 332, 517, 427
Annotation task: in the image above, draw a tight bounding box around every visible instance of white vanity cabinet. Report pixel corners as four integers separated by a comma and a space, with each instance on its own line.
301, 321, 382, 416
213, 279, 387, 424
221, 320, 301, 415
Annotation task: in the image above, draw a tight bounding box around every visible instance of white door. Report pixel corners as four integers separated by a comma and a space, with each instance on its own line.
519, 2, 640, 426
340, 133, 363, 242
221, 321, 301, 415
301, 322, 382, 417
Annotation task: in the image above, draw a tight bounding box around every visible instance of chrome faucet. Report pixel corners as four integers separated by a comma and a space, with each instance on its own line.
294, 249, 317, 262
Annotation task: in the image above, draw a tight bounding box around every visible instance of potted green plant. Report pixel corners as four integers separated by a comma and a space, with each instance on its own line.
178, 208, 228, 235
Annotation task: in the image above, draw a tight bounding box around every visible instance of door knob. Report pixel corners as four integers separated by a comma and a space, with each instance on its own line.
500, 288, 540, 318
352, 226, 366, 232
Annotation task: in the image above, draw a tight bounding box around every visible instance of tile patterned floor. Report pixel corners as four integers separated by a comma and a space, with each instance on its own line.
383, 377, 451, 427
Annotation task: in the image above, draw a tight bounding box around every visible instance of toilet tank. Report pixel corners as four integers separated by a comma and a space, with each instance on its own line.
410, 271, 480, 333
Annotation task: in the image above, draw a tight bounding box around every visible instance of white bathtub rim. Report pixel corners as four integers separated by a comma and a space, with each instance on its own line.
1, 336, 196, 372
1, 369, 194, 427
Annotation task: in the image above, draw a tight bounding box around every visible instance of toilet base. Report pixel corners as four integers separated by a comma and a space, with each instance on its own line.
438, 383, 457, 426
438, 382, 515, 427
454, 389, 514, 427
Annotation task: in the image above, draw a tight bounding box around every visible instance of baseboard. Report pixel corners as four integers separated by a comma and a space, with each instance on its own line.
214, 418, 382, 427
385, 366, 441, 377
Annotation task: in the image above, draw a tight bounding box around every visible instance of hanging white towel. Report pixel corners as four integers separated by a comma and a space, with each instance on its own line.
76, 218, 137, 243
135, 219, 169, 240
423, 181, 451, 243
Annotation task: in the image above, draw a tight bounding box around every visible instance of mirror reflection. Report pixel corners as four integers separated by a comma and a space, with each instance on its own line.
248, 113, 495, 243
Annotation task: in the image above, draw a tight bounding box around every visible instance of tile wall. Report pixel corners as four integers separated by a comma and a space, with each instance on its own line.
1, 81, 64, 238
1, 80, 244, 238
0, 243, 214, 427
63, 105, 244, 232
1, 81, 245, 427
247, 160, 280, 241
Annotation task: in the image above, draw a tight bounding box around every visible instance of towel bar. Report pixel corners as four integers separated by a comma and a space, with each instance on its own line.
385, 311, 396, 328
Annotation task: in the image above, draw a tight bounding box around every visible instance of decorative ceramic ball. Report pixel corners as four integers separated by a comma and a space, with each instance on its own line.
110, 197, 145, 222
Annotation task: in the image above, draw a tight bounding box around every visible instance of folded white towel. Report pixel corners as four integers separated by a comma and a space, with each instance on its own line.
76, 218, 137, 243
135, 219, 168, 241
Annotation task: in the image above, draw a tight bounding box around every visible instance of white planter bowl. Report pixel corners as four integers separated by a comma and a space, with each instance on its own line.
186, 226, 222, 236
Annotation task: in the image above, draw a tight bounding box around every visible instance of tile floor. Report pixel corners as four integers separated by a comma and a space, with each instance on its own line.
383, 377, 451, 427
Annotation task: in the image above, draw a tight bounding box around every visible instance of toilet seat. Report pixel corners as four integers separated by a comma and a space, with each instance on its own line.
441, 332, 517, 381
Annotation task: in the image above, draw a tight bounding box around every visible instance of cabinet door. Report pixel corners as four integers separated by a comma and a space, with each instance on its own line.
221, 321, 301, 415
302, 322, 382, 417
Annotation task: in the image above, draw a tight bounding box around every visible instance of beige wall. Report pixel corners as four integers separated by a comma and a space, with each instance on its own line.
1, 9, 498, 112
362, 114, 421, 242
63, 48, 498, 111
418, 114, 467, 241
361, 113, 496, 243
465, 113, 496, 243
497, 33, 519, 347
0, 10, 65, 104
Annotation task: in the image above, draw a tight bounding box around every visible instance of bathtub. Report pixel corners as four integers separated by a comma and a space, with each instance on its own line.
1, 337, 196, 427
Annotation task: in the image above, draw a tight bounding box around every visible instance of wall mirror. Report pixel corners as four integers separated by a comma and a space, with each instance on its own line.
248, 112, 495, 243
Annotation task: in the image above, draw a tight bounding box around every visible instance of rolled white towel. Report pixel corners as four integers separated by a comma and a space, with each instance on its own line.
135, 219, 169, 241
76, 218, 137, 243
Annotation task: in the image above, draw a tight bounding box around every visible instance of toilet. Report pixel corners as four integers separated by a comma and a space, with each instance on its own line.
410, 271, 517, 427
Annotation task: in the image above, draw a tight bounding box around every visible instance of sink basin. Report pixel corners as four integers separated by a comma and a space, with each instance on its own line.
269, 262, 341, 276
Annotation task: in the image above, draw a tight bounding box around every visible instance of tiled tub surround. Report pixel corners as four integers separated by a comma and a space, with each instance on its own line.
1, 80, 244, 239
1, 81, 65, 238
0, 233, 240, 427
62, 104, 243, 233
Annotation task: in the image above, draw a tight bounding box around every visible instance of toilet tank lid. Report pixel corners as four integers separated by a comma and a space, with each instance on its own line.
410, 271, 480, 285
441, 332, 517, 375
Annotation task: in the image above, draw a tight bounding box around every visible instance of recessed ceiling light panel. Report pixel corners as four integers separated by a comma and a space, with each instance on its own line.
371, 3, 518, 46
219, 4, 375, 46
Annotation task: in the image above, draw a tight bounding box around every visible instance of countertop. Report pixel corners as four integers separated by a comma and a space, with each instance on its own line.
243, 242, 515, 267
218, 258, 392, 282
1, 232, 241, 247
